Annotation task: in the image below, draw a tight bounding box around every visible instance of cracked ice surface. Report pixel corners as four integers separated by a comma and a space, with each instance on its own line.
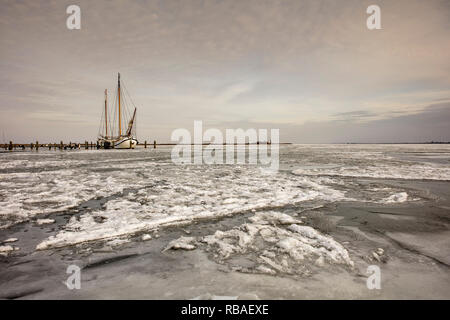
199, 211, 354, 275
1, 144, 448, 248
158, 211, 354, 276
36, 164, 346, 249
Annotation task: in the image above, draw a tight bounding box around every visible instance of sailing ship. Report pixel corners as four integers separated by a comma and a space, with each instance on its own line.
98, 73, 138, 149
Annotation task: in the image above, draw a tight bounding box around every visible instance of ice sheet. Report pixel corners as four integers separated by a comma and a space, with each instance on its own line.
1, 145, 447, 248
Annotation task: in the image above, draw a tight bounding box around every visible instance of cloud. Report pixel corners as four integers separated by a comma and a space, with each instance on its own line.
332, 110, 376, 122
279, 103, 450, 143
215, 82, 255, 104
0, 0, 449, 142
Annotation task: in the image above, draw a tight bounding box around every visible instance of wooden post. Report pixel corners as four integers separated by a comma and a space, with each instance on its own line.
60, 141, 63, 150
144, 140, 147, 148
49, 144, 51, 150
36, 141, 39, 151
154, 140, 156, 149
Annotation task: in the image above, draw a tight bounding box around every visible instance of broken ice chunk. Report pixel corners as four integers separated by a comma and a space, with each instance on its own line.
142, 234, 152, 241
36, 218, 55, 225
163, 236, 197, 252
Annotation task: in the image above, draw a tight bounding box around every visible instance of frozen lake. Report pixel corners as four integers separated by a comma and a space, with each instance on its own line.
1, 144, 449, 299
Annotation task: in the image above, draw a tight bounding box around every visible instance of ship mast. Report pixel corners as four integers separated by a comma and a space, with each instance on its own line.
104, 89, 108, 138
126, 108, 137, 136
118, 73, 121, 137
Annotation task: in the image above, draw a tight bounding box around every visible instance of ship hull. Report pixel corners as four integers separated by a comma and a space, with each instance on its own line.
114, 137, 138, 149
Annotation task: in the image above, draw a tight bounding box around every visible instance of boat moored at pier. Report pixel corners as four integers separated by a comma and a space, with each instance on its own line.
98, 73, 138, 149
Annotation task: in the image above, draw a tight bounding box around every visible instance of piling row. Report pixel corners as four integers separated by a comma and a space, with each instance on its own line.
1, 140, 286, 151
1, 140, 161, 151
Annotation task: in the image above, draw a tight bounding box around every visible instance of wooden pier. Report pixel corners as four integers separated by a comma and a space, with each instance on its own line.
0, 141, 292, 151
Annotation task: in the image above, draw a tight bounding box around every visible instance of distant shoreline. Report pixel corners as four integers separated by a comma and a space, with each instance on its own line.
340, 142, 450, 145
1, 141, 450, 151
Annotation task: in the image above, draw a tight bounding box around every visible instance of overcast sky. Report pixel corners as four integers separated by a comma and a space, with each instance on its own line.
0, 0, 449, 143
